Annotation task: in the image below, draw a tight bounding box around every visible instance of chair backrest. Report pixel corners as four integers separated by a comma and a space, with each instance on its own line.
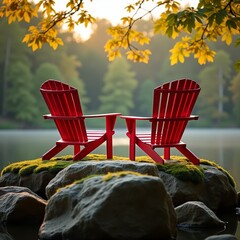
40, 79, 88, 142
151, 79, 200, 144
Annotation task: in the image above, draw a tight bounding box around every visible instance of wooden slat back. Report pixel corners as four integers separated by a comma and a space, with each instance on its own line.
151, 79, 200, 144
40, 79, 88, 142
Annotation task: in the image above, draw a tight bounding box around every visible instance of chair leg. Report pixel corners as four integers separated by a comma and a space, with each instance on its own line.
129, 136, 136, 161
74, 145, 80, 155
125, 119, 137, 161
73, 136, 105, 160
176, 145, 200, 165
106, 132, 113, 159
137, 140, 164, 164
164, 147, 170, 160
42, 144, 67, 160
105, 115, 118, 159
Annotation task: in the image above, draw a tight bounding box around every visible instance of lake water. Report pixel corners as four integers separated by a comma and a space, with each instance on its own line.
0, 128, 239, 239
1, 128, 239, 190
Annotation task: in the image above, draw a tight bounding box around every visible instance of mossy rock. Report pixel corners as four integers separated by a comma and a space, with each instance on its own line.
157, 162, 204, 184
1, 154, 141, 177
1, 154, 235, 188
200, 158, 236, 187
1, 156, 74, 177
157, 156, 235, 187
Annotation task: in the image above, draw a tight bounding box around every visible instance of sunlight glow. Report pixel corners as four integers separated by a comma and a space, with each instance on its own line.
56, 0, 199, 41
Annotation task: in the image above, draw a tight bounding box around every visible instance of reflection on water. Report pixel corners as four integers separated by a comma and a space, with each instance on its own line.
0, 128, 239, 239
0, 223, 40, 240
0, 215, 239, 240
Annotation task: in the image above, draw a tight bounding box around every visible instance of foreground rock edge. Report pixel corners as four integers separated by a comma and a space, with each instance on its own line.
0, 157, 239, 240
39, 173, 177, 240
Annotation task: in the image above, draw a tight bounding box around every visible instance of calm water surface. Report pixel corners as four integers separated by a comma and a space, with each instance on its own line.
1, 128, 239, 190
0, 128, 239, 239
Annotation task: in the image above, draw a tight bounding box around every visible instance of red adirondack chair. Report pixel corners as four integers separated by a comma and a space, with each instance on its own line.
40, 79, 121, 160
121, 79, 201, 165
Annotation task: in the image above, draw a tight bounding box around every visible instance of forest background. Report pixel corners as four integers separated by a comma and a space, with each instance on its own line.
0, 17, 240, 129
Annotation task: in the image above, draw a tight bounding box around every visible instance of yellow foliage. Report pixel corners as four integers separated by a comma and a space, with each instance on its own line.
221, 30, 232, 45
154, 13, 168, 35
8, 15, 16, 24
121, 17, 131, 25
169, 37, 190, 65
196, 51, 215, 65
67, 19, 75, 31
23, 11, 30, 22
192, 43, 216, 65
104, 39, 122, 61
171, 28, 180, 39
171, 2, 180, 13
169, 36, 217, 65
125, 4, 135, 13
127, 49, 151, 63
0, 0, 239, 65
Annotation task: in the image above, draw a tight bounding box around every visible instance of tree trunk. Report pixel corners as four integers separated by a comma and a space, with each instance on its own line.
2, 36, 11, 117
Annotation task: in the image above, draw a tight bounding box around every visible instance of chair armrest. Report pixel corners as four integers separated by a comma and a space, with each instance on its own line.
83, 113, 121, 118
120, 115, 198, 126
43, 114, 51, 119
189, 115, 199, 120
84, 113, 121, 132
153, 115, 199, 121
120, 116, 152, 137
43, 113, 121, 120
120, 116, 153, 121
43, 114, 79, 120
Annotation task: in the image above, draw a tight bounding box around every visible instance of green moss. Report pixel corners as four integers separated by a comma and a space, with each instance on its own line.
1, 159, 42, 175
74, 174, 102, 185
157, 162, 204, 183
34, 160, 73, 174
52, 155, 74, 161
82, 154, 129, 161
156, 156, 236, 187
58, 171, 147, 194
19, 164, 39, 176
135, 156, 155, 163
102, 171, 145, 181
56, 174, 103, 194
1, 157, 74, 177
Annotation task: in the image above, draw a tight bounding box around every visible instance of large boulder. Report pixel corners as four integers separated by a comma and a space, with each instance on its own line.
0, 173, 20, 187
46, 160, 160, 199
19, 171, 56, 198
205, 234, 239, 240
159, 165, 237, 211
0, 186, 46, 224
0, 171, 56, 199
175, 201, 226, 228
39, 173, 176, 240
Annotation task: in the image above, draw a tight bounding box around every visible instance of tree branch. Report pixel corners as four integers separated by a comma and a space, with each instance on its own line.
41, 0, 83, 34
